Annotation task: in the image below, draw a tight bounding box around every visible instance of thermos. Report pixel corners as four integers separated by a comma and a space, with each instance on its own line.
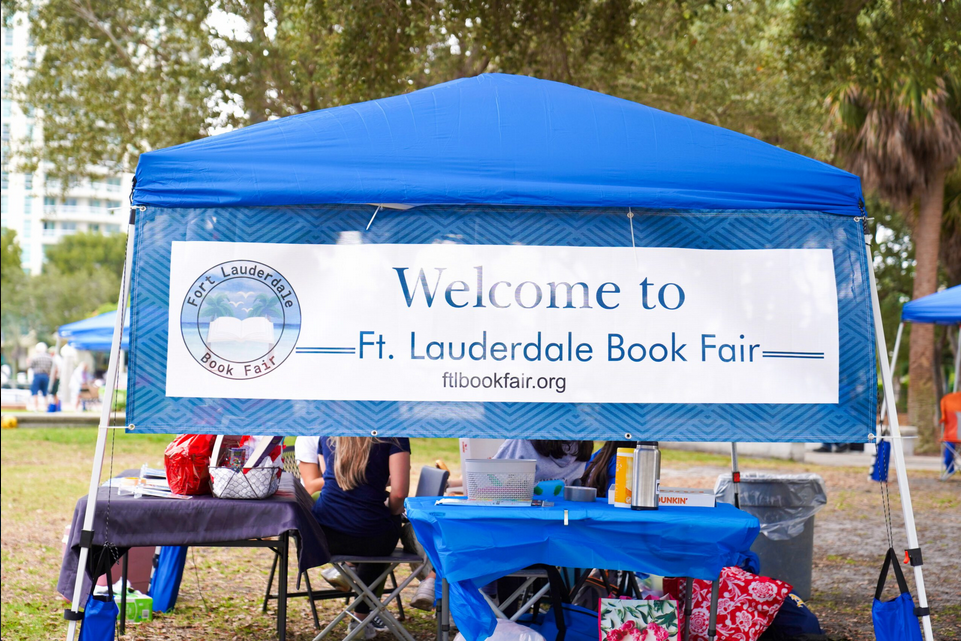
631, 442, 660, 510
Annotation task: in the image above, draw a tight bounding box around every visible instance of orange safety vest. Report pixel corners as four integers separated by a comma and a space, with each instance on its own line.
941, 391, 961, 443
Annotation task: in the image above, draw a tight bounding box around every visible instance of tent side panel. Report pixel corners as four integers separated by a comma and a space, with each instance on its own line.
126, 205, 875, 442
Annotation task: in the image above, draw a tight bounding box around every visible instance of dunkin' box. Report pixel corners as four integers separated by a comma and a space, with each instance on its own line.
658, 487, 715, 508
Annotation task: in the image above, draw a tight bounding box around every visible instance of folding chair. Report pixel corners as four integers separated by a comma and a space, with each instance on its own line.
314, 465, 449, 641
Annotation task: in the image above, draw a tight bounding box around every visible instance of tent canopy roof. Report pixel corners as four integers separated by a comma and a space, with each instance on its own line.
901, 285, 961, 324
133, 74, 863, 215
58, 310, 130, 351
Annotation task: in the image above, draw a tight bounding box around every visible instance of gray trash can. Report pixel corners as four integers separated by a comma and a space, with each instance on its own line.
715, 473, 826, 599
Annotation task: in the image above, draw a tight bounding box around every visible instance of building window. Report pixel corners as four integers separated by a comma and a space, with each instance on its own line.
44, 196, 56, 207
24, 195, 32, 215
1, 123, 9, 142
61, 221, 77, 231
90, 198, 101, 209
105, 224, 121, 234
64, 198, 77, 208
89, 223, 100, 233
24, 173, 32, 189
107, 177, 122, 189
1, 171, 7, 189
4, 27, 12, 46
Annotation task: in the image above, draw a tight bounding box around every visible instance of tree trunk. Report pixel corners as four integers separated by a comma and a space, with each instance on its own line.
907, 168, 946, 452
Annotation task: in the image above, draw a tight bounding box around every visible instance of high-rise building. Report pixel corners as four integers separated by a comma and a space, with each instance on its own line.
1, 11, 132, 275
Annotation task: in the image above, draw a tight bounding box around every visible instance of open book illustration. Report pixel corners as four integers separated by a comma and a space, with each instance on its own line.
207, 316, 275, 361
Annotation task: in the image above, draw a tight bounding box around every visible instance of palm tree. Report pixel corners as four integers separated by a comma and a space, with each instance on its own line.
200, 293, 235, 321
830, 77, 961, 449
247, 293, 282, 320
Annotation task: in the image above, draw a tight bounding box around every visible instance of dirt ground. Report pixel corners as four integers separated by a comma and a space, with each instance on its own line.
663, 464, 961, 641
2, 434, 958, 640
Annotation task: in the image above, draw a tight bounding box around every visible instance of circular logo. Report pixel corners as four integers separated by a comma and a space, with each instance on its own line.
180, 260, 301, 380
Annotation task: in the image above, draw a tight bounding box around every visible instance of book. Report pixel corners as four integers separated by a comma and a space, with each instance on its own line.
206, 316, 274, 344
600, 597, 679, 641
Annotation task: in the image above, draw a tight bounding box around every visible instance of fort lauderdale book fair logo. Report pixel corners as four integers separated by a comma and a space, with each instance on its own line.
180, 260, 301, 380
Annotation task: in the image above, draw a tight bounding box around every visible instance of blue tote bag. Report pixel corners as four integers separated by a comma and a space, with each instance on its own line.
872, 548, 922, 641
78, 594, 118, 641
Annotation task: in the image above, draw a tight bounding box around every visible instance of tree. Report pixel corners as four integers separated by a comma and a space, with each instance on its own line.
44, 231, 127, 278
793, 0, 961, 449
1, 228, 32, 370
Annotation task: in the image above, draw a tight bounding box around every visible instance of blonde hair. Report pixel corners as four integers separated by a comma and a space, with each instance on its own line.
331, 437, 372, 491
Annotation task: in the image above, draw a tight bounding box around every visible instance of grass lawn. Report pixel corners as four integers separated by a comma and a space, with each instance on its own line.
3, 428, 958, 641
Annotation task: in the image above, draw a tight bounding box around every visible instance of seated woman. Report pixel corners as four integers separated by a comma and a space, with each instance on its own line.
493, 439, 593, 484
294, 436, 324, 495
310, 436, 411, 632
580, 441, 636, 498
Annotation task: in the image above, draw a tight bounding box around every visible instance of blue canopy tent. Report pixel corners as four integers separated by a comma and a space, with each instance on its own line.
65, 74, 933, 640
877, 285, 961, 483
58, 310, 130, 352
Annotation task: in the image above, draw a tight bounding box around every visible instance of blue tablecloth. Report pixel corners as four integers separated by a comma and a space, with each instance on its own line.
406, 497, 760, 641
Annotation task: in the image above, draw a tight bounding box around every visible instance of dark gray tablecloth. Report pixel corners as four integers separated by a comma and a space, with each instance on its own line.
57, 471, 329, 603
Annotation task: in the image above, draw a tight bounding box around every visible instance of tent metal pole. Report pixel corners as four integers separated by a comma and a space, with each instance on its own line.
64, 220, 137, 641
879, 322, 903, 426
730, 443, 740, 509
865, 233, 934, 641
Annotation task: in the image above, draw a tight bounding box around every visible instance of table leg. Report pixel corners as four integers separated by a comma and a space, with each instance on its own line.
120, 553, 128, 636
707, 579, 720, 641
278, 532, 289, 641
441, 578, 451, 641
682, 578, 693, 641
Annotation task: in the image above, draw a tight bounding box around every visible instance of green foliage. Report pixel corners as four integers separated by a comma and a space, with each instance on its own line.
867, 196, 914, 377
28, 266, 121, 339
1, 229, 30, 356
201, 293, 236, 320
43, 231, 127, 278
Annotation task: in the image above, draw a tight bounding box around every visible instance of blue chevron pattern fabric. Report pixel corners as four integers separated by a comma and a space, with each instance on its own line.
127, 205, 875, 442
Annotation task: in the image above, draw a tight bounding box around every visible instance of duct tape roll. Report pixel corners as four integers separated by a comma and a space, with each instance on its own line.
564, 486, 597, 502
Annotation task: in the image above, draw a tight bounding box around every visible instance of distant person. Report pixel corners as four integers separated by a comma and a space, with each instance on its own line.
57, 345, 78, 409
492, 439, 593, 484
47, 346, 61, 411
26, 342, 53, 412
69, 362, 90, 411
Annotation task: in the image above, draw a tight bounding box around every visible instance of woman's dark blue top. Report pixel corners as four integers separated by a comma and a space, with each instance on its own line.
311, 437, 411, 537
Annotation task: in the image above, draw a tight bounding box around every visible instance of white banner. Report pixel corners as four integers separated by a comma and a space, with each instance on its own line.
166, 241, 839, 404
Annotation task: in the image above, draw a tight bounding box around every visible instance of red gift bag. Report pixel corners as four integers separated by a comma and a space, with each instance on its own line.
164, 434, 217, 495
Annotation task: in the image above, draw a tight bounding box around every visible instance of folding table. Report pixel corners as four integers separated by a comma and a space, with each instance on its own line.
58, 471, 330, 640
406, 496, 760, 641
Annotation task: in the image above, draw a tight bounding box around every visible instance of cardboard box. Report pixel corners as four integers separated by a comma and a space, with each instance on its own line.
658, 487, 715, 508
116, 591, 153, 623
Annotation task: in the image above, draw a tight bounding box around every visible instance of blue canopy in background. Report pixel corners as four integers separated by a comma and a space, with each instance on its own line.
901, 285, 961, 324
133, 73, 864, 215
58, 310, 130, 352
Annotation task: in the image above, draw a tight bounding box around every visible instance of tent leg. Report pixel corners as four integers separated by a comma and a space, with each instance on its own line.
865, 233, 934, 641
730, 443, 740, 509
65, 220, 137, 641
879, 322, 903, 425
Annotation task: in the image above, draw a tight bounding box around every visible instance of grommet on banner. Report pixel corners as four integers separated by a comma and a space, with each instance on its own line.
371, 429, 378, 436
624, 433, 632, 439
